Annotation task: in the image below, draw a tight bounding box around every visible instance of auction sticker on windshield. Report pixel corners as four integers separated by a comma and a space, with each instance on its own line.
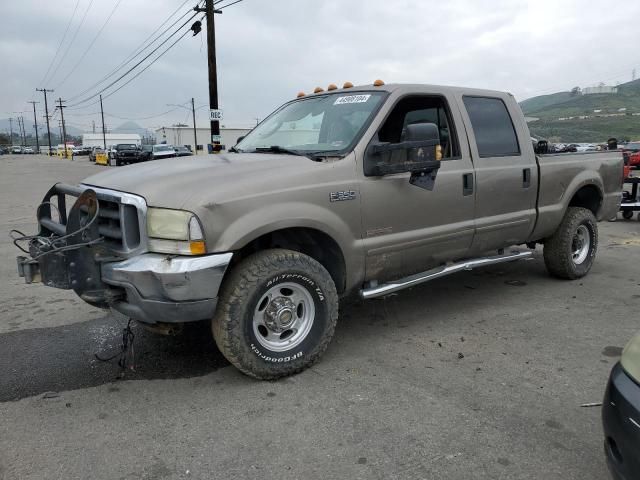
333, 94, 371, 105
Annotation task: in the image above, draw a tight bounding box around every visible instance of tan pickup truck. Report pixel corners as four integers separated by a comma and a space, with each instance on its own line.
15, 81, 623, 379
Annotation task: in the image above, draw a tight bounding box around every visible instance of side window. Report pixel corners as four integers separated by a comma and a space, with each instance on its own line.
377, 96, 460, 161
463, 96, 520, 157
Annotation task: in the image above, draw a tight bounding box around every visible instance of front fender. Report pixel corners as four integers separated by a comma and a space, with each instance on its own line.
207, 201, 364, 292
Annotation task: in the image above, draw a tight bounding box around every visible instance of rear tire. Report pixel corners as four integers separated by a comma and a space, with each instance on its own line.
543, 207, 598, 279
212, 249, 338, 380
622, 210, 633, 220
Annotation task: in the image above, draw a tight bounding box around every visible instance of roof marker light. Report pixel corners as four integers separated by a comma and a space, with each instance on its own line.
343, 81, 354, 88
313, 87, 324, 93
297, 91, 305, 98
327, 83, 337, 91
373, 79, 385, 86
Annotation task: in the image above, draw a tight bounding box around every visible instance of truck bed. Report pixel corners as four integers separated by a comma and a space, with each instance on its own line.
531, 150, 623, 241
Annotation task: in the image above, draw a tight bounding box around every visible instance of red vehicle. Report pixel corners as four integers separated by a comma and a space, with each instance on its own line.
622, 141, 640, 167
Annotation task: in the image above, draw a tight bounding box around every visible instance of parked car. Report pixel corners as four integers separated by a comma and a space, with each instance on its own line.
110, 143, 141, 166
15, 81, 623, 380
148, 144, 176, 160
174, 146, 193, 157
138, 145, 153, 162
602, 331, 640, 480
10, 146, 22, 154
89, 147, 104, 162
0, 146, 8, 155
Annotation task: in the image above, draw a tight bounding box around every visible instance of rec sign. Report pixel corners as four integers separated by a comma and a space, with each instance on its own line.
209, 109, 223, 121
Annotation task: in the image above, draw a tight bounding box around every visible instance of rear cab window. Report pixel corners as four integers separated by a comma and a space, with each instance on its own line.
462, 96, 520, 157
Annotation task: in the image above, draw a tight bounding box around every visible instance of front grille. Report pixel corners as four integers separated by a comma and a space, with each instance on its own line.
38, 184, 145, 256
79, 198, 140, 251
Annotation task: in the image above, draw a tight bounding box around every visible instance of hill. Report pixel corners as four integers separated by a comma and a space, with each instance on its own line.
521, 79, 640, 142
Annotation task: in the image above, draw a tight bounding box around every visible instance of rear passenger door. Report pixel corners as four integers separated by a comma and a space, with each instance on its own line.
459, 95, 538, 254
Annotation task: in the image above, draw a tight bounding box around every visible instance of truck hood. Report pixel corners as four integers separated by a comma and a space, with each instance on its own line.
82, 153, 339, 209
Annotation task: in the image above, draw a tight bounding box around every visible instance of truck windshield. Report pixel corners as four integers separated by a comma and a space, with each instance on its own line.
236, 91, 385, 155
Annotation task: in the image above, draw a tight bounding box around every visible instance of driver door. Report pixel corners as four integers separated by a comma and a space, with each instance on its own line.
358, 94, 476, 282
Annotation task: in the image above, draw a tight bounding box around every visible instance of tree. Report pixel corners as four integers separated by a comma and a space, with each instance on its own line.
0, 133, 9, 145
571, 86, 581, 95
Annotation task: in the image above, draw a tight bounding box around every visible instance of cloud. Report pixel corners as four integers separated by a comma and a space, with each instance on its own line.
1, 0, 639, 132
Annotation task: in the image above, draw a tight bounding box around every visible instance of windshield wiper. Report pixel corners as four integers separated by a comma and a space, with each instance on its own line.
253, 145, 325, 161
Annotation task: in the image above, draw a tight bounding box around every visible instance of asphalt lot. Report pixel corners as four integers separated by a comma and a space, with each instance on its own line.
0, 154, 638, 480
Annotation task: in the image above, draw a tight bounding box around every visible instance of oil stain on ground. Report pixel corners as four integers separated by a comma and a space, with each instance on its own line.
0, 316, 229, 402
602, 346, 623, 357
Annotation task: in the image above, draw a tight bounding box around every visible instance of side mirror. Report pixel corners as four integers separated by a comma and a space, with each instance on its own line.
364, 122, 442, 177
236, 136, 245, 144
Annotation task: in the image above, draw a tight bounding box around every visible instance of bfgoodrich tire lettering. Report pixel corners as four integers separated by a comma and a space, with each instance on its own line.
212, 249, 338, 380
543, 206, 598, 279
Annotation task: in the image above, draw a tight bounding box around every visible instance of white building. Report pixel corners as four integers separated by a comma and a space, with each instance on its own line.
82, 133, 141, 148
154, 126, 252, 153
582, 85, 618, 95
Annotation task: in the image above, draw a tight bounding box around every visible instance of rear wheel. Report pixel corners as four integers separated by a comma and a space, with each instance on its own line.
622, 210, 634, 220
212, 249, 338, 380
543, 207, 598, 279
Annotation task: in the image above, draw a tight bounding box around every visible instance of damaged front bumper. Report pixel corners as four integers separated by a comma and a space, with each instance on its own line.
18, 251, 232, 324
101, 252, 232, 323
15, 182, 233, 325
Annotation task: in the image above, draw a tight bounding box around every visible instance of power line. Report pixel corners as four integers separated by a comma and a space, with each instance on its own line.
67, 12, 199, 108
217, 0, 244, 9
39, 0, 82, 86
66, 0, 197, 102
54, 0, 125, 90
47, 0, 97, 85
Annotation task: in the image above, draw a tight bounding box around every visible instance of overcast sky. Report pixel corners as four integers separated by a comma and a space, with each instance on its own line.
2, 0, 639, 133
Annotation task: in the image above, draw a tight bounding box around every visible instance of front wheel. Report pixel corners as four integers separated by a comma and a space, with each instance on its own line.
212, 249, 338, 380
543, 207, 598, 279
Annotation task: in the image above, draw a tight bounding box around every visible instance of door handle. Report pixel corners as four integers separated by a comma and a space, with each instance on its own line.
462, 173, 474, 196
523, 168, 531, 188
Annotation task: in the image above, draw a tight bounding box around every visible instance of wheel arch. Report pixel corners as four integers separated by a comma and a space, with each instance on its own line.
567, 183, 603, 216
230, 227, 348, 295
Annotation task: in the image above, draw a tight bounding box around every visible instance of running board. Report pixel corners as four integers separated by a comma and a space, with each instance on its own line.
360, 250, 533, 299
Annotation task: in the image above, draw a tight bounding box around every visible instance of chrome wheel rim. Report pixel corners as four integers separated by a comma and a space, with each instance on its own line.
572, 225, 591, 265
253, 282, 315, 352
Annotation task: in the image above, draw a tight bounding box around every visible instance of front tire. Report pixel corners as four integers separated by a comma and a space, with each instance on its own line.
543, 207, 598, 279
212, 249, 338, 380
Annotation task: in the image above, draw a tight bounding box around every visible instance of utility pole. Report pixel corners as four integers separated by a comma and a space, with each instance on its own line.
36, 88, 54, 155
100, 94, 106, 150
58, 121, 63, 141
191, 97, 198, 154
28, 101, 40, 152
9, 117, 14, 146
195, 1, 222, 153
92, 120, 96, 134
17, 117, 25, 146
58, 98, 68, 157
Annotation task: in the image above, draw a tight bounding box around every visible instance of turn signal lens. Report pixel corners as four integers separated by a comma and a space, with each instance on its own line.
436, 145, 443, 161
189, 241, 206, 255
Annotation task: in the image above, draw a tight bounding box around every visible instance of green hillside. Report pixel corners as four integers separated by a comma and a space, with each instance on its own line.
521, 79, 640, 142
519, 91, 575, 113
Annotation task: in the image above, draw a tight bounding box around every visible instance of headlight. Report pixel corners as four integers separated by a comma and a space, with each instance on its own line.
146, 207, 206, 255
621, 332, 640, 383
